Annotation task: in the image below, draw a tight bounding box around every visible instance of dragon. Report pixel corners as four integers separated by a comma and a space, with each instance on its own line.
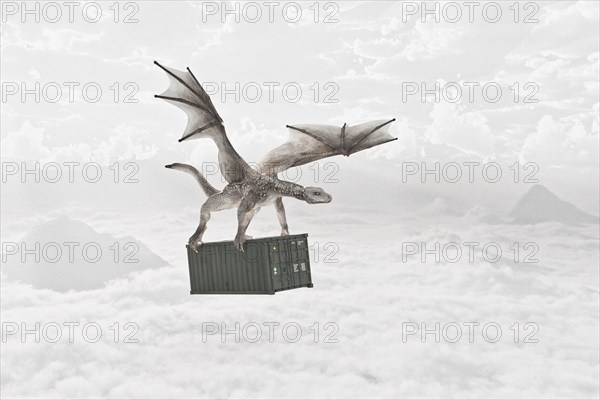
155, 61, 397, 252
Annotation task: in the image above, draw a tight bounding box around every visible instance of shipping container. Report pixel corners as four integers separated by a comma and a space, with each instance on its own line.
186, 233, 313, 294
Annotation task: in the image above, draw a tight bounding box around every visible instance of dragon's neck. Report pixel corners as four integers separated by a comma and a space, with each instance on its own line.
273, 179, 305, 200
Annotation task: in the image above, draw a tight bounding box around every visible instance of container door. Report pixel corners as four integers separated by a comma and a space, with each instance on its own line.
269, 241, 286, 291
289, 237, 311, 286
268, 235, 312, 291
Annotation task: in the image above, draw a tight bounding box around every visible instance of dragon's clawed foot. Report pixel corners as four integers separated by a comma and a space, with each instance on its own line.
280, 228, 289, 236
234, 234, 246, 252
188, 235, 203, 253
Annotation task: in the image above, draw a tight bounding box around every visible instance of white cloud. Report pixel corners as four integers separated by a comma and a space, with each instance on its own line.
93, 124, 159, 165
1, 121, 158, 165
400, 22, 465, 62
3, 25, 103, 52
27, 69, 41, 79
520, 113, 600, 170
1, 209, 598, 398
0, 121, 51, 160
191, 18, 236, 54
425, 102, 494, 157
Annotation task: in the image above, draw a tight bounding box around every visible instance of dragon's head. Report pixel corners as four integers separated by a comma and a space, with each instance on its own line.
303, 186, 332, 204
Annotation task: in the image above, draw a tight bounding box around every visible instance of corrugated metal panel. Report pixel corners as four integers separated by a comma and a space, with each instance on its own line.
187, 234, 313, 295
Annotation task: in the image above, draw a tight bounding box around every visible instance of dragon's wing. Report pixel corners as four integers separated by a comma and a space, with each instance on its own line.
155, 61, 251, 183
257, 119, 397, 174
154, 61, 223, 142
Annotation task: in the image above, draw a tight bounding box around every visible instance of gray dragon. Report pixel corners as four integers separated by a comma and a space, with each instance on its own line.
155, 61, 397, 252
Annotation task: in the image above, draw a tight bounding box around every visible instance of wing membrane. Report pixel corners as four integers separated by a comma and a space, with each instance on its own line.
154, 61, 223, 142
258, 119, 396, 174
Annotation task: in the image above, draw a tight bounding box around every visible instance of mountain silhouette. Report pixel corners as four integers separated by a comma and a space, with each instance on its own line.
510, 184, 599, 225
1, 215, 169, 291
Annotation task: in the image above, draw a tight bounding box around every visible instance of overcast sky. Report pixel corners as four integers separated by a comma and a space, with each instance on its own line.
2, 1, 598, 212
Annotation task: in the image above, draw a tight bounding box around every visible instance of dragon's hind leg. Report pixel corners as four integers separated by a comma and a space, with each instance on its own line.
234, 205, 261, 252
189, 191, 240, 252
234, 196, 262, 252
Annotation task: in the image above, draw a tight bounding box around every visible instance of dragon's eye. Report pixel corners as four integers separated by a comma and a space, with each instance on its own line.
313, 192, 320, 196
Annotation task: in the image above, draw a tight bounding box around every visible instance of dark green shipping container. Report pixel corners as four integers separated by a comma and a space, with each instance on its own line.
186, 233, 313, 294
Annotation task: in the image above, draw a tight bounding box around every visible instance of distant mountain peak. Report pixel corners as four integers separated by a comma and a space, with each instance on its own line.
3, 216, 169, 292
526, 184, 552, 195
510, 184, 599, 225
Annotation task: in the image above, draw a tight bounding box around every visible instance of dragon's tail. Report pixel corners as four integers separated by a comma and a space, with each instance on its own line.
165, 163, 220, 197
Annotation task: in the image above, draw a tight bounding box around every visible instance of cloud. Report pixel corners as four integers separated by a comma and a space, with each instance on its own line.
2, 208, 598, 398
1, 121, 158, 165
425, 101, 494, 157
400, 21, 466, 62
3, 25, 103, 52
520, 112, 600, 170
191, 17, 236, 54
0, 120, 52, 160
27, 68, 41, 79
93, 124, 159, 165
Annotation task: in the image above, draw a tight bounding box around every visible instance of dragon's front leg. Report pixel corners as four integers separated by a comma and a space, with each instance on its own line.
275, 197, 289, 236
